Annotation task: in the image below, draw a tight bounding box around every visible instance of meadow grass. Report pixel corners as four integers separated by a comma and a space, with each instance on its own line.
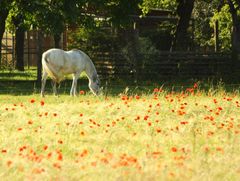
0, 85, 240, 181
0, 67, 88, 81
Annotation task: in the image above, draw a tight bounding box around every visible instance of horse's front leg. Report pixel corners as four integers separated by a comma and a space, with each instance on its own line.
70, 73, 79, 96
41, 71, 48, 97
52, 80, 58, 96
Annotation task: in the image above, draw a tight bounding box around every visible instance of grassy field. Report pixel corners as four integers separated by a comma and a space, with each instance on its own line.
0, 84, 240, 181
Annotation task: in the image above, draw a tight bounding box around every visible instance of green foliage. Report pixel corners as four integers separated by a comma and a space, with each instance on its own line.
6, 1, 33, 32
140, 0, 177, 14
122, 37, 160, 66
68, 24, 119, 54
106, 0, 141, 26
140, 22, 175, 51
210, 4, 232, 51
192, 0, 214, 48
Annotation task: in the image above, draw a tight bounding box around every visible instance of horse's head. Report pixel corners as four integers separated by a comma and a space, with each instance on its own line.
89, 74, 100, 95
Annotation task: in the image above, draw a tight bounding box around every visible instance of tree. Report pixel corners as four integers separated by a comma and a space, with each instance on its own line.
171, 0, 195, 51
227, 0, 240, 61
7, 0, 37, 71
0, 0, 13, 65
12, 13, 25, 71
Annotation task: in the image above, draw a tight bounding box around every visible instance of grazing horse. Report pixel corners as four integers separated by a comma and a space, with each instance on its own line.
41, 48, 100, 97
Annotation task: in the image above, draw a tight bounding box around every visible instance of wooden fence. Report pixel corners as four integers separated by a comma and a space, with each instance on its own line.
92, 51, 232, 80
0, 31, 67, 68
1, 32, 233, 81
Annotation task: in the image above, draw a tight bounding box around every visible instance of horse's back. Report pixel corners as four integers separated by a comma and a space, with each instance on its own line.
42, 48, 88, 79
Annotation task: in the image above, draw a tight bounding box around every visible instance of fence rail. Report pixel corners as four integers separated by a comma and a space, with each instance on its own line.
1, 42, 233, 80
92, 51, 232, 80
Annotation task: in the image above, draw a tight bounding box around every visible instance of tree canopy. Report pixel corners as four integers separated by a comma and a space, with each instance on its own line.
1, 0, 240, 68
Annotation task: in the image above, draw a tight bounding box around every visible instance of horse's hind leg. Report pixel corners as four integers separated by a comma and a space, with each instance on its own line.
41, 71, 48, 97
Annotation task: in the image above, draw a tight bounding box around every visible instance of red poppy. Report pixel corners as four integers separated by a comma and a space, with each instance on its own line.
43, 145, 48, 151
171, 147, 178, 152
57, 153, 63, 161
193, 83, 198, 89
153, 88, 159, 93
40, 100, 45, 106
79, 90, 85, 95
135, 95, 140, 99
28, 120, 33, 124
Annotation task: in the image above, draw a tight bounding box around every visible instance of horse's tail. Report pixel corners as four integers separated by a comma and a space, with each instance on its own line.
42, 53, 60, 83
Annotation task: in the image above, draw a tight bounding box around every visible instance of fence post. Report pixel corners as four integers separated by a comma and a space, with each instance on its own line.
214, 20, 219, 52
132, 22, 140, 83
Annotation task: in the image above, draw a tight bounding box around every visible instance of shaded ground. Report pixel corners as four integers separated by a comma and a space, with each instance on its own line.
1, 67, 240, 95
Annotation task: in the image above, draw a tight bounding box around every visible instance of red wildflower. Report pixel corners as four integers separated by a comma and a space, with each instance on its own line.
57, 153, 63, 161
186, 88, 194, 93
171, 147, 178, 152
7, 160, 12, 167
40, 100, 45, 106
30, 99, 35, 103
91, 162, 97, 167
43, 145, 48, 151
144, 115, 149, 121
193, 83, 198, 89
47, 152, 52, 159
216, 147, 224, 153
28, 120, 33, 124
79, 90, 85, 95
135, 95, 140, 99
53, 163, 61, 169
204, 146, 210, 153
153, 88, 159, 93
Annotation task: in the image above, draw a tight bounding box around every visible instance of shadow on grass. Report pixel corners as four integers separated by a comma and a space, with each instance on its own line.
1, 77, 240, 96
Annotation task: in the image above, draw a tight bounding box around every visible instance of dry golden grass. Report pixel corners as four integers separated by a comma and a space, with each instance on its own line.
0, 86, 240, 180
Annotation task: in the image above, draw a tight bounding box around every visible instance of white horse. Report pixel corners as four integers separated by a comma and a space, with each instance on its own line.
41, 48, 100, 97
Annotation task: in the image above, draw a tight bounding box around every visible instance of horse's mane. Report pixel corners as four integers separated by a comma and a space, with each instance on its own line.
72, 49, 98, 78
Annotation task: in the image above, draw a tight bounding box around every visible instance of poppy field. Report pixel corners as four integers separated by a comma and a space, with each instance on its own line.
0, 85, 240, 180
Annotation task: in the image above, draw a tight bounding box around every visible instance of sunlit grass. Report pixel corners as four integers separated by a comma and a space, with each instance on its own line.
0, 86, 240, 180
0, 67, 88, 81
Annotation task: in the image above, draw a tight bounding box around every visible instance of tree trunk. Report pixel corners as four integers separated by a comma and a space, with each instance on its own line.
54, 34, 61, 48
12, 14, 25, 71
171, 0, 195, 51
227, 0, 240, 73
37, 31, 43, 84
15, 27, 25, 71
0, 8, 9, 65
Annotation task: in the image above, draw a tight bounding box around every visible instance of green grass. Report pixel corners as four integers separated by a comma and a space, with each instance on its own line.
0, 86, 240, 180
0, 67, 88, 81
0, 67, 37, 81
